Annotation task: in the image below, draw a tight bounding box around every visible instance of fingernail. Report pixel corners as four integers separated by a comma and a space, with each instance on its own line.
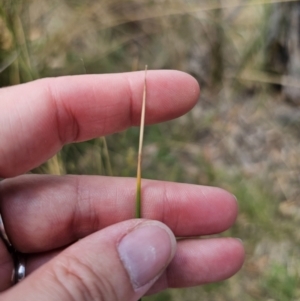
117, 223, 176, 290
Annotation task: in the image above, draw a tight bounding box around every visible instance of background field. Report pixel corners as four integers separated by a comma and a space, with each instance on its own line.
1, 0, 300, 300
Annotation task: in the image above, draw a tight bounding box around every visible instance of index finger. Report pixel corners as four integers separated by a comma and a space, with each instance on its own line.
0, 71, 199, 178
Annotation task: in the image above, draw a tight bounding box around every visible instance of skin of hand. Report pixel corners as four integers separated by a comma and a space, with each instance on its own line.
0, 70, 245, 301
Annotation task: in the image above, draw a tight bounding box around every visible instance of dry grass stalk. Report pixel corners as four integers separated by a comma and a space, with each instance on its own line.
135, 65, 148, 219
238, 69, 300, 89
101, 137, 113, 176
47, 153, 65, 175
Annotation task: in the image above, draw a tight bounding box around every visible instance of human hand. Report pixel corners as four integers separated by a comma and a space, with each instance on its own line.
0, 71, 244, 301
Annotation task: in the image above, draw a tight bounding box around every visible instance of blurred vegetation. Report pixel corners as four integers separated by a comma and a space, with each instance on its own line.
1, 0, 300, 300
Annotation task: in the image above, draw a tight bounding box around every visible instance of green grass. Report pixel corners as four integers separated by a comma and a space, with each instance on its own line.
261, 263, 299, 301
144, 291, 172, 301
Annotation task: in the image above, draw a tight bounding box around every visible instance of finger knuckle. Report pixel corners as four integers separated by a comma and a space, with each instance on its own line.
52, 255, 117, 301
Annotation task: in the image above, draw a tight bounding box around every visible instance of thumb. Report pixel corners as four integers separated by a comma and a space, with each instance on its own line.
2, 220, 176, 301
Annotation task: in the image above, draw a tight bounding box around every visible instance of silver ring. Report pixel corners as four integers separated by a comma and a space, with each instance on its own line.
11, 252, 26, 284
0, 214, 26, 284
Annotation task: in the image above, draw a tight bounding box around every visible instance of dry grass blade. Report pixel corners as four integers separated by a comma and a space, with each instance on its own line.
135, 65, 148, 219
94, 0, 300, 29
46, 153, 65, 175
0, 51, 19, 74
237, 69, 300, 89
101, 137, 113, 176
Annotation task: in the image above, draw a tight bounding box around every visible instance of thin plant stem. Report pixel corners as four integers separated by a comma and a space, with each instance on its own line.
135, 64, 147, 301
0, 51, 19, 74
135, 65, 148, 219
102, 137, 113, 176
47, 153, 65, 175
